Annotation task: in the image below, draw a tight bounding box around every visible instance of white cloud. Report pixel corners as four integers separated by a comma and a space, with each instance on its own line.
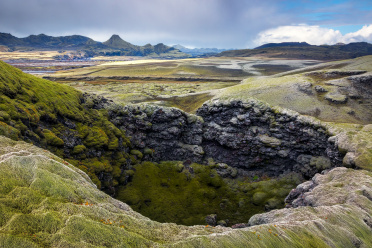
254, 24, 372, 46
254, 25, 343, 46
0, 0, 285, 48
343, 25, 372, 43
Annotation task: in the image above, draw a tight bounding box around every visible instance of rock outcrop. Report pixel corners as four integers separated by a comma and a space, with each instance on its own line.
107, 99, 343, 179
248, 167, 372, 248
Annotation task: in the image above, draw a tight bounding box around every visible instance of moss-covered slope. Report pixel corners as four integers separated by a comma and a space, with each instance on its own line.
0, 136, 371, 247
0, 60, 131, 190
217, 55, 372, 124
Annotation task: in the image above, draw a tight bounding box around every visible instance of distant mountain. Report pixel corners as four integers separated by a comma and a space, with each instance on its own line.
254, 42, 311, 49
218, 42, 372, 60
0, 33, 91, 50
172, 44, 227, 57
102, 34, 137, 50
0, 32, 190, 58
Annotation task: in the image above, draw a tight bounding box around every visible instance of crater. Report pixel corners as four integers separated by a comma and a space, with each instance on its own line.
104, 97, 344, 226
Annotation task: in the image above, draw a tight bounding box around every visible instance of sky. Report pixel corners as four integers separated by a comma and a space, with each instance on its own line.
0, 0, 371, 49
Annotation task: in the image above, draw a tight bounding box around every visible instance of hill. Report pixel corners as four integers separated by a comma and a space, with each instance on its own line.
219, 42, 372, 60
102, 34, 137, 50
216, 55, 372, 125
254, 42, 311, 49
0, 32, 190, 58
0, 33, 91, 50
0, 60, 132, 191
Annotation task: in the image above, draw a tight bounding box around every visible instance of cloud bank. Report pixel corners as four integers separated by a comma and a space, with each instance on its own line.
0, 0, 371, 48
255, 24, 372, 46
0, 0, 285, 48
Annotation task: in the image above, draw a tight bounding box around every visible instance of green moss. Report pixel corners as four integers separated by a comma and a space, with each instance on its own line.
42, 130, 64, 146
72, 145, 86, 154
130, 149, 143, 160
0, 234, 40, 248
0, 111, 10, 121
108, 137, 119, 150
143, 147, 154, 155
355, 149, 372, 170
77, 124, 109, 148
252, 192, 268, 205
310, 156, 331, 170
0, 61, 133, 191
0, 121, 20, 140
117, 161, 302, 226
6, 212, 63, 235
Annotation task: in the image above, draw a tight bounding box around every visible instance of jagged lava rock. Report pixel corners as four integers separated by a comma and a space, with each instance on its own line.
106, 98, 343, 179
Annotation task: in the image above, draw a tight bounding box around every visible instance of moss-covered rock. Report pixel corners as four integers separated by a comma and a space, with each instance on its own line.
72, 144, 86, 154
130, 149, 143, 159
258, 134, 281, 147
329, 123, 372, 171
324, 92, 348, 104
310, 156, 331, 170
0, 121, 20, 140
252, 192, 268, 205
77, 125, 109, 148
42, 130, 64, 146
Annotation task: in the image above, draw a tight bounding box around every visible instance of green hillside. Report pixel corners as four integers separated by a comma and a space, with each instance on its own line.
216, 55, 372, 124
0, 60, 131, 189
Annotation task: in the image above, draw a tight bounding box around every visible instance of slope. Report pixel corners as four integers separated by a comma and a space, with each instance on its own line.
216, 55, 372, 124
0, 60, 132, 190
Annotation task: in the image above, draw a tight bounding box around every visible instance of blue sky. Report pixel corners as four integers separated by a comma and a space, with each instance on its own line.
0, 0, 371, 48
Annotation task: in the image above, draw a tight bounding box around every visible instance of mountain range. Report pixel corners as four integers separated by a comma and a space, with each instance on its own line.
218, 41, 372, 60
0, 32, 190, 58
2, 32, 372, 60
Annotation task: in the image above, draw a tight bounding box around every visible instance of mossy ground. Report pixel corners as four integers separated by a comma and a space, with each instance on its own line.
327, 123, 372, 171
0, 60, 131, 189
117, 161, 301, 226
0, 137, 371, 247
217, 56, 372, 124
63, 81, 236, 113
52, 58, 253, 78
47, 57, 323, 114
